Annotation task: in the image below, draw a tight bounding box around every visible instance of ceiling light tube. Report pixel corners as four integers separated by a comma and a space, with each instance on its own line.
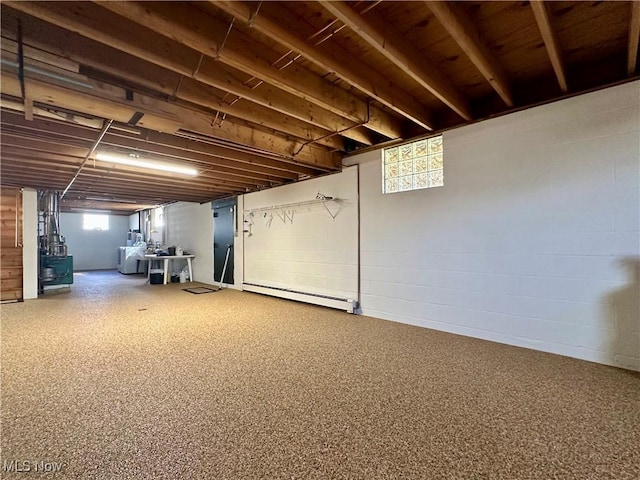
95, 152, 198, 176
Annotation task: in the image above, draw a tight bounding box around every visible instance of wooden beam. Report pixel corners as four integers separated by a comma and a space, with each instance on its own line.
0, 156, 253, 193
186, 63, 377, 146
424, 1, 513, 107
178, 109, 340, 170
94, 0, 401, 139
322, 1, 472, 120
1, 71, 183, 133
212, 0, 436, 130
0, 164, 243, 195
0, 173, 241, 205
81, 66, 347, 151
0, 133, 91, 157
0, 151, 259, 192
530, 0, 568, 93
1, 15, 376, 146
0, 109, 322, 181
6, 1, 400, 140
138, 131, 317, 177
2, 146, 278, 190
0, 142, 283, 187
629, 0, 640, 76
2, 2, 341, 168
37, 53, 348, 151
4, 1, 200, 76
174, 78, 346, 151
0, 114, 314, 180
23, 94, 34, 121
61, 168, 250, 193
1, 70, 339, 169
0, 145, 85, 166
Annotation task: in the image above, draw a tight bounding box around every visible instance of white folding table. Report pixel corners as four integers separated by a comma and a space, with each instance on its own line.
145, 254, 195, 285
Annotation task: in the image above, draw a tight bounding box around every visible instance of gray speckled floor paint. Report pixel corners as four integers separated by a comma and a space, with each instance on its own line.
1, 270, 639, 479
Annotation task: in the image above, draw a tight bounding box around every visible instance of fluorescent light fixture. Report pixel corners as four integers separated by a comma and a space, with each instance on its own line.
95, 152, 198, 176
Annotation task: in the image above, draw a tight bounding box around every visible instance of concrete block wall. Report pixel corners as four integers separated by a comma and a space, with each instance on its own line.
346, 81, 639, 370
164, 202, 214, 284
60, 212, 130, 271
242, 166, 359, 300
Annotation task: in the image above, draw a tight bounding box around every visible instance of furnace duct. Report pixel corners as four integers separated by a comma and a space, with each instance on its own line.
39, 190, 67, 258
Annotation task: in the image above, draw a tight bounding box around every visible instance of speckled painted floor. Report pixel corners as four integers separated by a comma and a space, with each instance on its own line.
1, 270, 639, 479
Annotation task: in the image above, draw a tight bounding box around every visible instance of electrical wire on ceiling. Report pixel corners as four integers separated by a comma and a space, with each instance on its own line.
218, 1, 380, 120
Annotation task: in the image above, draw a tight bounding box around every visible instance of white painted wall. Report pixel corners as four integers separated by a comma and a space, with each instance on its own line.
129, 212, 140, 231
60, 213, 130, 270
148, 207, 165, 246
242, 166, 359, 300
164, 202, 214, 284
345, 81, 640, 371
21, 188, 38, 299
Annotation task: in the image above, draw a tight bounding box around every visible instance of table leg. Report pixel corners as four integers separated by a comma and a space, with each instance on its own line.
187, 258, 193, 283
163, 258, 169, 284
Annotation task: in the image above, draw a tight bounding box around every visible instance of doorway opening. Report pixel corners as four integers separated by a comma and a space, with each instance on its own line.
212, 198, 236, 286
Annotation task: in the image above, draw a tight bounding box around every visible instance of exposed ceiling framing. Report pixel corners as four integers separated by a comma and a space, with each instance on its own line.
1, 1, 638, 214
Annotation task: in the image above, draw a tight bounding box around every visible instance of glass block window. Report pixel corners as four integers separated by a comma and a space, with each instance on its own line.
382, 134, 443, 194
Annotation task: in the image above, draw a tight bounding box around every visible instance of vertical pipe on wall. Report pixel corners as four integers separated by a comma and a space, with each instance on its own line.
356, 163, 361, 313
15, 190, 19, 247
233, 205, 238, 237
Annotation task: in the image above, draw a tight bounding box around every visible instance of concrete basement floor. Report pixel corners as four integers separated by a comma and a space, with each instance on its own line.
1, 270, 639, 479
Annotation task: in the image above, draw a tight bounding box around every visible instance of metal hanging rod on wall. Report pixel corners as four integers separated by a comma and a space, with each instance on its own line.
244, 197, 339, 220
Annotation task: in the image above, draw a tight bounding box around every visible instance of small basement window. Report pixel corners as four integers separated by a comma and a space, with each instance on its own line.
83, 214, 109, 231
382, 134, 443, 194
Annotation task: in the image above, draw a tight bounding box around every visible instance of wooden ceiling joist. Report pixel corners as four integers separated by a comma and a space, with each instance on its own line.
322, 1, 473, 120
0, 1, 634, 215
2, 2, 341, 169
0, 70, 339, 170
93, 0, 402, 140
629, 1, 640, 75
4, 2, 398, 142
424, 1, 513, 107
0, 117, 309, 182
176, 79, 347, 151
1, 159, 246, 194
1, 140, 286, 186
3, 15, 374, 148
2, 171, 244, 201
1, 72, 183, 134
530, 0, 568, 93
212, 0, 436, 130
68, 172, 245, 195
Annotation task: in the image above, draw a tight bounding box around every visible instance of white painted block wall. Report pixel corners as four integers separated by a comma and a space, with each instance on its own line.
164, 202, 215, 284
21, 188, 38, 299
242, 166, 359, 300
60, 213, 130, 270
346, 81, 640, 370
128, 212, 139, 231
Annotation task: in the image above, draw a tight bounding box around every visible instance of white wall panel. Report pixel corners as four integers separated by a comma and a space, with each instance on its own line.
60, 213, 129, 270
165, 202, 214, 284
346, 81, 640, 370
22, 188, 38, 299
242, 166, 358, 303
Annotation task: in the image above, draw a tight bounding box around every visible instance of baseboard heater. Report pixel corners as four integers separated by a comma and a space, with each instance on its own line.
243, 282, 358, 313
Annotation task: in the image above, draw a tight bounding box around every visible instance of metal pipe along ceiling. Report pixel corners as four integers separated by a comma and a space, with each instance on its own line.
61, 119, 114, 199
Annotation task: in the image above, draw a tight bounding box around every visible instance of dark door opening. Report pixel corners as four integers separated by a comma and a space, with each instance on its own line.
213, 203, 235, 285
